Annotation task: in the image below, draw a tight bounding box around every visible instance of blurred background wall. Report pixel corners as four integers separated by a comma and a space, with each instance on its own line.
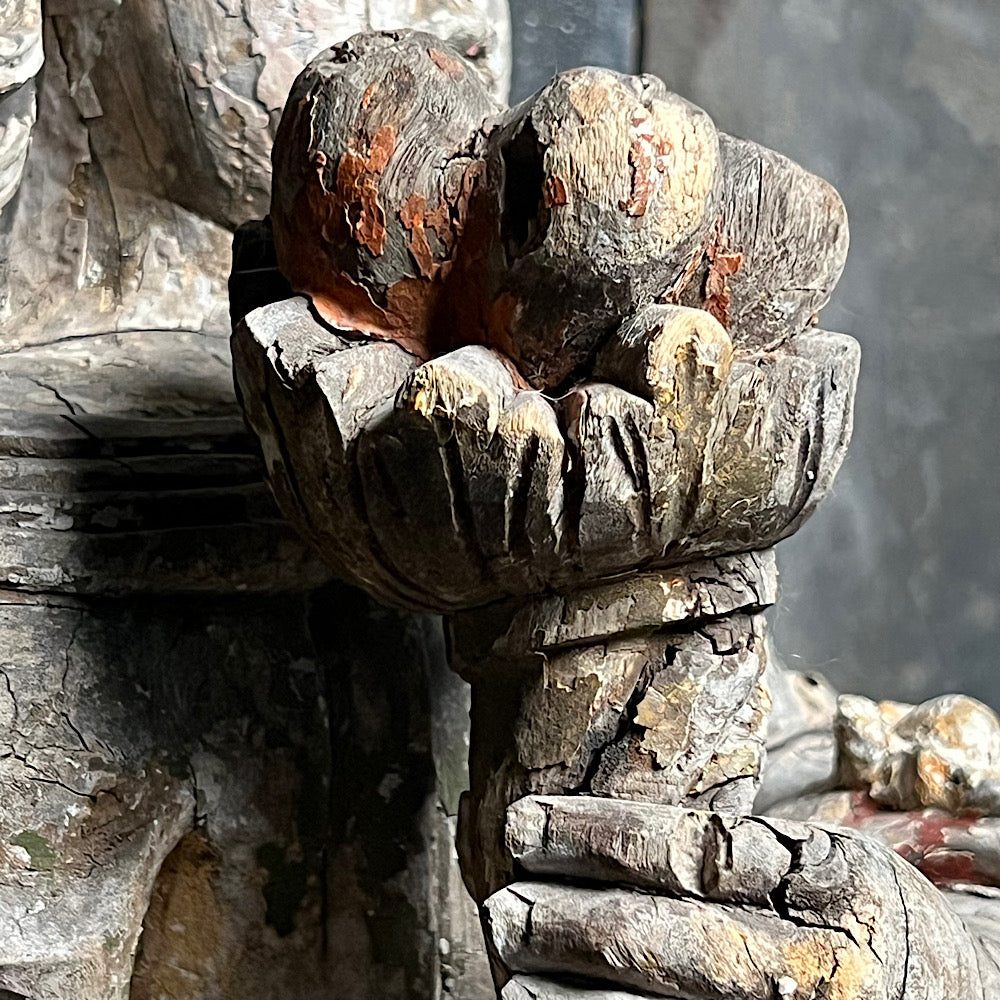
508, 0, 999, 708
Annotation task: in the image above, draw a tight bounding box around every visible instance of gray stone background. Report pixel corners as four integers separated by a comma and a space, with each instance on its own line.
509, 0, 999, 708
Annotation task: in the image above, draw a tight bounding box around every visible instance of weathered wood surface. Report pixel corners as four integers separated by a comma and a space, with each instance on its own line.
674, 133, 850, 351
481, 682, 1000, 999
451, 554, 778, 906
234, 296, 857, 613
1, 5, 509, 999
489, 795, 1000, 999
234, 28, 999, 1000
0, 584, 492, 1000
268, 32, 848, 390
470, 549, 779, 659
233, 33, 1000, 1000
238, 32, 858, 615
5, 5, 987, 997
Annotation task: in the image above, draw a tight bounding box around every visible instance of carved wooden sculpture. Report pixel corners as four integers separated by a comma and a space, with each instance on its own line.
3, 3, 998, 995
1, 5, 507, 998
233, 29, 1000, 999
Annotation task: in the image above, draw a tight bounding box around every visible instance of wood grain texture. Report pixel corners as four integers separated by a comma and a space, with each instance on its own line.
270, 30, 502, 357
0, 7, 510, 998
267, 31, 848, 390
235, 296, 857, 612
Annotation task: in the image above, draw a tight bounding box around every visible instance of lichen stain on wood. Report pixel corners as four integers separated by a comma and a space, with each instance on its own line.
633, 675, 699, 762
780, 936, 863, 1000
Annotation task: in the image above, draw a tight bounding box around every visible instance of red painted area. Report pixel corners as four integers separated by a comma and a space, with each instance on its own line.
837, 794, 991, 888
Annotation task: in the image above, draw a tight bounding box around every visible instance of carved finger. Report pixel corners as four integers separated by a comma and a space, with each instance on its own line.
506, 795, 992, 999
486, 881, 866, 1000
678, 329, 859, 559
593, 304, 733, 407
559, 382, 657, 575
394, 344, 520, 438
590, 304, 732, 555
502, 974, 667, 1000
357, 345, 567, 607
233, 296, 426, 606
507, 795, 822, 905
507, 793, 904, 935
506, 794, 898, 966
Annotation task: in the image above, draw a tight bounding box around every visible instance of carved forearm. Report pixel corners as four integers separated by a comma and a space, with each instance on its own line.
451, 556, 777, 904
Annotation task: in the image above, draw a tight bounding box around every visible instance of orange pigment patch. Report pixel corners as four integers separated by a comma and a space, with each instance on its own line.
336, 124, 396, 256
428, 48, 466, 81
544, 176, 568, 207
622, 108, 674, 217
399, 194, 457, 279
400, 194, 436, 277
307, 274, 436, 360
703, 230, 743, 327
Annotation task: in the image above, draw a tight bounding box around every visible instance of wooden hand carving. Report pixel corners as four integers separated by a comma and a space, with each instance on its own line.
233, 297, 856, 612
490, 796, 1000, 1000
235, 30, 858, 615
230, 27, 882, 999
